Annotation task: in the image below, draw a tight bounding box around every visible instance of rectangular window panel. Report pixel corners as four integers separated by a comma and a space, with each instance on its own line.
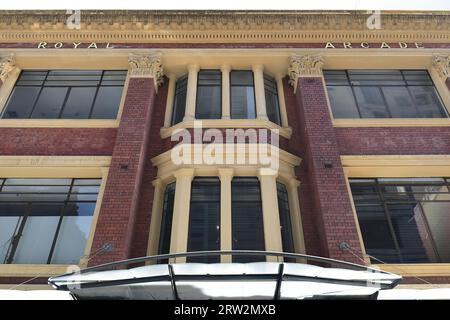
187, 178, 220, 263
230, 71, 256, 119
171, 75, 188, 125
1, 70, 125, 120
0, 178, 100, 264
350, 178, 450, 264
324, 70, 447, 119
264, 74, 282, 125
158, 183, 176, 264
231, 177, 265, 263
277, 182, 295, 261
195, 70, 221, 119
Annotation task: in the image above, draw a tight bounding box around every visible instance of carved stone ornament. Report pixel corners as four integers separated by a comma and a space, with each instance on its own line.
128, 53, 164, 91
288, 55, 324, 92
432, 55, 450, 80
0, 54, 16, 82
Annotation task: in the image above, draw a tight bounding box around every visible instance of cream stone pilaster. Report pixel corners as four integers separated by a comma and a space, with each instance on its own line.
258, 169, 283, 261
252, 64, 268, 121
128, 53, 164, 92
275, 73, 289, 127
432, 55, 450, 81
286, 179, 306, 255
0, 54, 20, 113
163, 74, 177, 127
183, 64, 199, 121
0, 54, 17, 83
288, 55, 324, 93
146, 179, 165, 259
221, 65, 231, 120
169, 168, 195, 262
218, 168, 234, 263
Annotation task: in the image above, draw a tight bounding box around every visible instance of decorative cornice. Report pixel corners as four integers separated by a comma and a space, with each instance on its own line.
288, 55, 324, 92
0, 54, 16, 82
432, 55, 450, 80
128, 53, 164, 91
1, 11, 450, 43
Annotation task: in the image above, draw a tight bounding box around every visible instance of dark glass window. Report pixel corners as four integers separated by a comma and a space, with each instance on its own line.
0, 178, 101, 264
277, 182, 295, 258
324, 70, 448, 119
1, 70, 126, 120
350, 178, 450, 264
230, 71, 256, 119
158, 182, 176, 264
171, 75, 188, 125
187, 178, 220, 263
231, 177, 265, 262
196, 70, 221, 120
264, 74, 282, 125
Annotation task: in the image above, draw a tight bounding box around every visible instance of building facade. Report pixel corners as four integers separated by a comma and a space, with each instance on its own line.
0, 10, 450, 290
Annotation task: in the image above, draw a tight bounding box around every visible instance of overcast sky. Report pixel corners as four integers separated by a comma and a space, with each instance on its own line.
1, 0, 450, 10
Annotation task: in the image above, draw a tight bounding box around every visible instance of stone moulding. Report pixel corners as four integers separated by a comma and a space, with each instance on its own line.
128, 53, 164, 90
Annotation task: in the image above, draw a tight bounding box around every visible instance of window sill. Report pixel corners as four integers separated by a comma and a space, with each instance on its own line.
0, 264, 74, 277
160, 119, 293, 139
373, 263, 450, 277
0, 119, 120, 128
333, 118, 450, 128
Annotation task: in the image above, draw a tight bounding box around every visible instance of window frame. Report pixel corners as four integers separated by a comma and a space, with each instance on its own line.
229, 70, 257, 120
194, 70, 222, 120
170, 74, 188, 126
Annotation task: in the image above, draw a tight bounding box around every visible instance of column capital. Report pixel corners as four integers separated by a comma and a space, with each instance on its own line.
0, 54, 17, 83
173, 168, 195, 179
432, 55, 450, 81
220, 64, 231, 72
288, 54, 324, 92
187, 64, 200, 73
218, 168, 234, 179
152, 178, 164, 188
257, 167, 279, 179
252, 64, 264, 72
128, 53, 164, 91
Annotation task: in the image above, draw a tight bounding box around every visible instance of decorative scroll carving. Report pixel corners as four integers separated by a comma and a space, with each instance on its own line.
432, 55, 450, 80
0, 54, 16, 82
128, 53, 164, 91
288, 55, 324, 92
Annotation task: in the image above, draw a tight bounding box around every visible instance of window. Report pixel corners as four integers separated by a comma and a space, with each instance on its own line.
1, 70, 126, 120
350, 178, 450, 264
187, 178, 220, 263
196, 70, 221, 120
324, 70, 448, 119
171, 75, 188, 125
0, 178, 101, 264
158, 182, 176, 263
277, 182, 295, 257
230, 71, 256, 119
264, 74, 282, 125
231, 177, 265, 262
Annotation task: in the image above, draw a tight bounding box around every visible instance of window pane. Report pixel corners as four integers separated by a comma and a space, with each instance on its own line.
187, 178, 220, 263
2, 87, 41, 119
277, 183, 295, 258
420, 202, 450, 263
326, 86, 360, 118
353, 87, 389, 118
231, 87, 256, 119
158, 183, 176, 263
51, 203, 96, 264
230, 71, 254, 85
196, 72, 221, 120
232, 178, 265, 262
0, 205, 24, 264
409, 86, 446, 118
90, 87, 123, 119
264, 75, 281, 125
31, 87, 68, 119
60, 87, 96, 119
171, 75, 187, 125
382, 86, 417, 118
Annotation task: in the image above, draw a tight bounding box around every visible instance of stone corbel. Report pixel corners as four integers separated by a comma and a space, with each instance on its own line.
288, 54, 324, 93
432, 55, 450, 81
128, 53, 164, 92
0, 54, 17, 83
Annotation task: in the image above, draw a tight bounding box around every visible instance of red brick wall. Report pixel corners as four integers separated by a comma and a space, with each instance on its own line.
336, 127, 450, 155
0, 128, 116, 155
89, 77, 157, 266
291, 77, 364, 263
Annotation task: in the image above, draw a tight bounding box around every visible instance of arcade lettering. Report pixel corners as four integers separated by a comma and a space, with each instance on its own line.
324, 42, 425, 49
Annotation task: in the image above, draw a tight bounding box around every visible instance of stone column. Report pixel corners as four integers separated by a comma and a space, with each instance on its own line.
218, 168, 233, 263
221, 65, 231, 120
288, 54, 364, 263
433, 55, 450, 93
252, 64, 268, 121
146, 178, 165, 258
183, 64, 199, 121
275, 73, 289, 127
89, 53, 164, 266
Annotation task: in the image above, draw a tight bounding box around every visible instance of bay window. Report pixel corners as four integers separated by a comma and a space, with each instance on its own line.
1, 70, 127, 120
